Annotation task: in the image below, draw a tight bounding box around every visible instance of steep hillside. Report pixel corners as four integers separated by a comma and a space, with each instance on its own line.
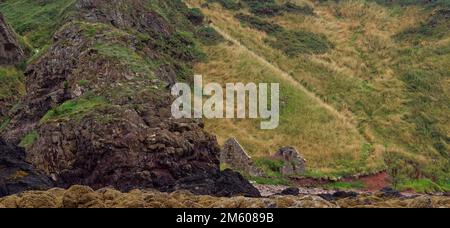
0, 0, 448, 196
187, 0, 449, 191
0, 0, 259, 197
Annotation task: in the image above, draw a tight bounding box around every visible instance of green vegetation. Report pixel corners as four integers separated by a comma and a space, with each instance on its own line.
40, 96, 108, 123
19, 130, 38, 149
396, 8, 450, 43
189, 0, 448, 184
207, 0, 242, 10
0, 67, 24, 100
241, 0, 281, 17
94, 43, 153, 75
235, 12, 333, 56
186, 7, 205, 25
0, 0, 76, 48
325, 181, 366, 190
282, 2, 315, 15
196, 26, 225, 45
235, 13, 283, 35
254, 157, 285, 178
267, 30, 334, 56
397, 179, 449, 193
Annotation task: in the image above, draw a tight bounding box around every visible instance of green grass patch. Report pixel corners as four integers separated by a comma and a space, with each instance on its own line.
0, 0, 76, 48
19, 130, 38, 149
254, 157, 285, 178
40, 96, 107, 123
235, 13, 283, 35
94, 43, 152, 75
196, 26, 224, 46
241, 0, 281, 17
267, 30, 334, 56
324, 181, 366, 190
397, 178, 448, 193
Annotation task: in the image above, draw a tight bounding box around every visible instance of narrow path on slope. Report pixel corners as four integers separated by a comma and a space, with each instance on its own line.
209, 24, 355, 125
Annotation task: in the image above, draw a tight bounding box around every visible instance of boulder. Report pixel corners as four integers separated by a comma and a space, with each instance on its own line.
0, 139, 54, 197
274, 147, 306, 176
220, 138, 264, 177
278, 187, 300, 196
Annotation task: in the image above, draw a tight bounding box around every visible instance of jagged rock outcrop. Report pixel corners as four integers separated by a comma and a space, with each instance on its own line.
0, 13, 24, 65
274, 147, 306, 176
1, 0, 260, 197
0, 139, 53, 197
220, 138, 264, 177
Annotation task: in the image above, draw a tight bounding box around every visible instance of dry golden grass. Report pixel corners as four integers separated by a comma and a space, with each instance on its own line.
194, 41, 384, 175
187, 0, 448, 178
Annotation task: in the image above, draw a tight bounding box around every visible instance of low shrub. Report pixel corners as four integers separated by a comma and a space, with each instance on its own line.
282, 2, 315, 16
196, 26, 224, 45
235, 13, 283, 35
241, 0, 282, 17
267, 30, 334, 56
206, 0, 242, 10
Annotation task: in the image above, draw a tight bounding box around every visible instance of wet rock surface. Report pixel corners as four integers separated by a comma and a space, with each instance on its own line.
0, 139, 53, 197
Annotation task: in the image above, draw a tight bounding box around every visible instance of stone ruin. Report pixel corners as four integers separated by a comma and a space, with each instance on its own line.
220, 138, 307, 178
220, 138, 264, 177
274, 147, 306, 176
0, 13, 24, 65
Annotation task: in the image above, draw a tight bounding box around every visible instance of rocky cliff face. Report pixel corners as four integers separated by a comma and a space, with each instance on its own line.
0, 13, 24, 65
0, 0, 259, 197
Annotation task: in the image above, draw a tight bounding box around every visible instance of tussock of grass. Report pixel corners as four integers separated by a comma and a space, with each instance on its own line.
40, 96, 108, 123
19, 130, 38, 149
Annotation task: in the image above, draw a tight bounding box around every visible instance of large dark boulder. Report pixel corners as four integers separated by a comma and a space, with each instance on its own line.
0, 139, 53, 197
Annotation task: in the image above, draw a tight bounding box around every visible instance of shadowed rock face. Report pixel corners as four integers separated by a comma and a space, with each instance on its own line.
0, 13, 24, 65
0, 0, 260, 197
0, 139, 53, 197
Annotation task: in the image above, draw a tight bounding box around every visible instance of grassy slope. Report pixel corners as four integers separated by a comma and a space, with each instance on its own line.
188, 0, 449, 188
195, 30, 384, 177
